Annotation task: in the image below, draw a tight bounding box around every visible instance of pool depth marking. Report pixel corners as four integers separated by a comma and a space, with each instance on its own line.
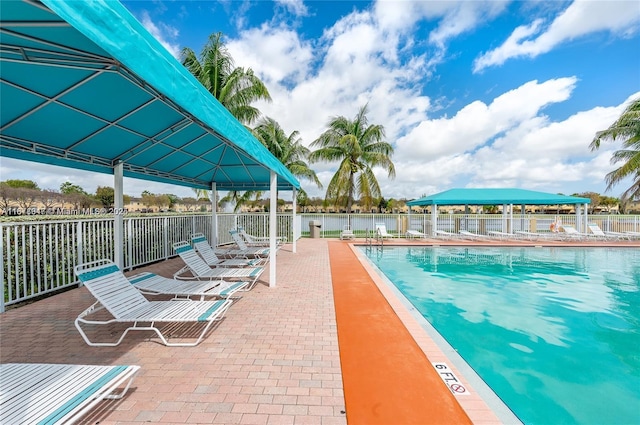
432, 362, 470, 396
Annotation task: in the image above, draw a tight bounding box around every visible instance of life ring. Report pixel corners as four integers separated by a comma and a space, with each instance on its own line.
550, 222, 556, 232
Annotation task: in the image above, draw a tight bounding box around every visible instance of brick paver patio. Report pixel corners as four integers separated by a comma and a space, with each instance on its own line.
0, 239, 346, 425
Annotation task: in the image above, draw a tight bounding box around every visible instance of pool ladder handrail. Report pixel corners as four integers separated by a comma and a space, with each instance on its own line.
365, 228, 384, 250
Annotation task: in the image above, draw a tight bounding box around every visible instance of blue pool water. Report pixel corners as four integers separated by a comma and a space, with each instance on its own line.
360, 246, 640, 425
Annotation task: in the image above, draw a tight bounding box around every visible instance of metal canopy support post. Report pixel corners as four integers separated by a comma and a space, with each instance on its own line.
269, 171, 277, 288
292, 187, 297, 254
114, 161, 124, 269
584, 203, 589, 232
509, 204, 513, 233
431, 204, 438, 236
502, 204, 508, 233
211, 182, 217, 247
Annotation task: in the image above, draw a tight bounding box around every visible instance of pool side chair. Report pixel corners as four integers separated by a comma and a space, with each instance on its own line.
238, 226, 285, 246
173, 241, 265, 290
128, 271, 249, 300
229, 230, 271, 257
340, 225, 355, 240
434, 230, 458, 240
74, 259, 232, 346
190, 233, 266, 267
587, 223, 627, 240
0, 363, 140, 425
406, 229, 427, 239
560, 225, 595, 240
459, 230, 490, 240
487, 231, 517, 240
374, 223, 394, 239
515, 230, 557, 241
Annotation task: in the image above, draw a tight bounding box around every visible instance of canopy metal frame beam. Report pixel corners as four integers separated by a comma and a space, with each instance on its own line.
1, 30, 282, 190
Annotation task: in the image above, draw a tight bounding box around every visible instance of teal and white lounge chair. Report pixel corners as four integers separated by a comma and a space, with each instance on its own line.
173, 241, 265, 289
190, 233, 266, 267
238, 226, 285, 246
228, 229, 271, 257
128, 271, 249, 300
0, 363, 139, 425
75, 259, 232, 346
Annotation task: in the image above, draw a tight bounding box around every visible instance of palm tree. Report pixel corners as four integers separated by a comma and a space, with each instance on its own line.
309, 105, 395, 212
590, 98, 640, 200
181, 32, 271, 126
253, 117, 322, 189
182, 32, 272, 210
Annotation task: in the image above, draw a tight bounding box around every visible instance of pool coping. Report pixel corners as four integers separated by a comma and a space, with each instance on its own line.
350, 243, 524, 425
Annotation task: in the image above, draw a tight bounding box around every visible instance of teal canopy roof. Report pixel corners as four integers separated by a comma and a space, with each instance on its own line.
406, 188, 591, 206
0, 0, 300, 191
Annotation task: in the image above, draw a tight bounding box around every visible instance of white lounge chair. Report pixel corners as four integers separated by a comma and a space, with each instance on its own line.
340, 225, 355, 240
515, 230, 558, 241
487, 230, 516, 240
0, 363, 139, 425
434, 230, 458, 239
587, 223, 628, 240
128, 271, 249, 300
459, 230, 489, 240
190, 234, 266, 267
560, 225, 595, 240
173, 241, 265, 289
406, 229, 426, 239
228, 230, 271, 257
375, 223, 394, 238
238, 226, 285, 246
74, 260, 232, 346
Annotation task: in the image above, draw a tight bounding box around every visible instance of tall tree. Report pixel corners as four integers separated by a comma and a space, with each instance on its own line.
60, 182, 86, 195
182, 32, 274, 212
590, 98, 640, 200
95, 186, 114, 208
5, 179, 39, 190
309, 105, 395, 212
181, 32, 271, 126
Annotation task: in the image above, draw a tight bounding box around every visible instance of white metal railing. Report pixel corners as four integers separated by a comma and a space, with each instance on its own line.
298, 213, 640, 237
1, 213, 295, 311
2, 212, 639, 311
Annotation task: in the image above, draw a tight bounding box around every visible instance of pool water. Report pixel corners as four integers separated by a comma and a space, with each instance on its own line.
361, 246, 640, 425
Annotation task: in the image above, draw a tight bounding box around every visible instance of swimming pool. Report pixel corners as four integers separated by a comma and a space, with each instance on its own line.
360, 246, 640, 425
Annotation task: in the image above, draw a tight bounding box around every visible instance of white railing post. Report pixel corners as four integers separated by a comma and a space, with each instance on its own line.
292, 188, 297, 253
0, 225, 4, 313
269, 171, 277, 287
76, 220, 83, 271
163, 216, 169, 260
126, 217, 133, 270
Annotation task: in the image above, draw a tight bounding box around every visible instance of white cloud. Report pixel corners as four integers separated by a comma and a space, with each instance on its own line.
380, 89, 640, 199
274, 0, 308, 17
227, 24, 314, 86
395, 77, 578, 160
138, 10, 181, 59
474, 0, 640, 72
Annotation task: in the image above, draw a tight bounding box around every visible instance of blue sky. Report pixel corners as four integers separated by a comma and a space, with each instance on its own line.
3, 0, 640, 201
